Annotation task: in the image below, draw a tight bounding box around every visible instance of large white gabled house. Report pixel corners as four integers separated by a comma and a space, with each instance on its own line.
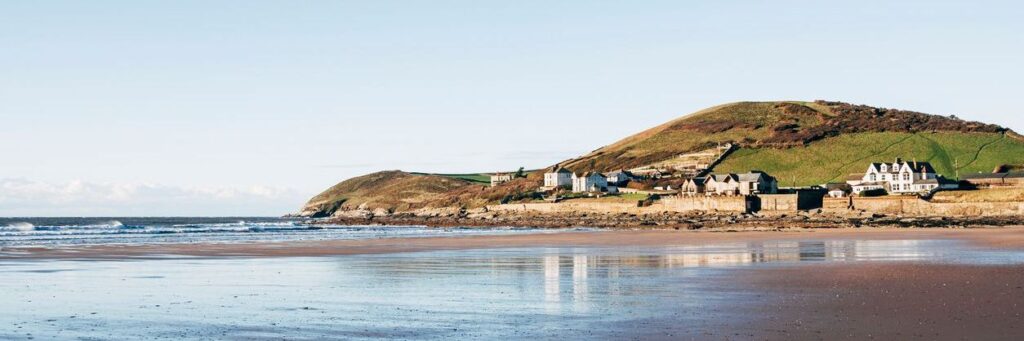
572, 172, 608, 193
543, 166, 573, 189
846, 158, 958, 195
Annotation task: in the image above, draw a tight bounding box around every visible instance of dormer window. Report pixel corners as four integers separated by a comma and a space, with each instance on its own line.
880, 164, 888, 172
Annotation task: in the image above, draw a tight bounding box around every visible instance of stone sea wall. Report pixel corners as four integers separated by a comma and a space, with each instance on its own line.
824, 197, 1024, 217
487, 196, 750, 214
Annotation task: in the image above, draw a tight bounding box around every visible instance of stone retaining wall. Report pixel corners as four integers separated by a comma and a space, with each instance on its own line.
488, 196, 749, 214
824, 197, 1024, 216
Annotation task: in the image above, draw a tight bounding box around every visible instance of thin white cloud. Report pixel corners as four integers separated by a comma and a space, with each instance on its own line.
0, 178, 307, 217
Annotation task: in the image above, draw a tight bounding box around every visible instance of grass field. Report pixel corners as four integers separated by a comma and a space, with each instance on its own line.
416, 171, 542, 184
418, 173, 492, 184
714, 132, 1024, 187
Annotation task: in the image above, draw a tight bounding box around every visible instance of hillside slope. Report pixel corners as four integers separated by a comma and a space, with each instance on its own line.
560, 101, 1009, 173
715, 131, 1024, 186
299, 170, 544, 217
299, 100, 1022, 215
299, 171, 475, 217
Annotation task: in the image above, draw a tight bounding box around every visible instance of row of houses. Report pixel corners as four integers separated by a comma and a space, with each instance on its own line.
680, 171, 779, 196
542, 167, 633, 193
496, 156, 996, 199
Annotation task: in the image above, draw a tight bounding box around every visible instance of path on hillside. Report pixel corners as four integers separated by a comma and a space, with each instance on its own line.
824, 133, 918, 183
957, 134, 1005, 172
915, 134, 955, 173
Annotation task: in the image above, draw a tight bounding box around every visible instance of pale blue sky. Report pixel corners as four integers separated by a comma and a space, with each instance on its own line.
2, 1, 1022, 216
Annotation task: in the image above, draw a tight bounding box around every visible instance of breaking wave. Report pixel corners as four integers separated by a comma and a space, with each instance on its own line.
3, 222, 35, 232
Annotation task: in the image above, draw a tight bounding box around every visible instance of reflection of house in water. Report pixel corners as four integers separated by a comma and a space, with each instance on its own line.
544, 254, 560, 312
651, 240, 932, 268
533, 240, 933, 312
572, 255, 589, 312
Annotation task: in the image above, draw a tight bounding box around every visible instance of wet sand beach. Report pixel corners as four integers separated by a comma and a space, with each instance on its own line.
736, 263, 1024, 340
4, 227, 1024, 340
5, 226, 1024, 259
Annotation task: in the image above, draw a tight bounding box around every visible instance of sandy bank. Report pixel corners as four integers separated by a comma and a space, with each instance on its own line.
4, 226, 1024, 259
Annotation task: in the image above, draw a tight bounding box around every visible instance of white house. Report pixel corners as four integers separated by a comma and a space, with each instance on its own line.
681, 177, 706, 196
605, 170, 632, 185
572, 172, 608, 193
823, 183, 852, 198
736, 171, 779, 195
544, 167, 573, 189
846, 158, 957, 195
490, 173, 514, 187
702, 172, 776, 196
704, 174, 740, 196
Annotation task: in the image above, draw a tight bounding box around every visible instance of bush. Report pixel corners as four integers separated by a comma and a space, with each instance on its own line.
859, 188, 888, 197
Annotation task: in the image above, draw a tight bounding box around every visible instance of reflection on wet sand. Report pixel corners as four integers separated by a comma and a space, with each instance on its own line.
501, 240, 942, 313
3, 239, 1019, 340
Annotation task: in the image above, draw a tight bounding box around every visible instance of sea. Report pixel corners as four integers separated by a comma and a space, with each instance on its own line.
5, 218, 1024, 339
0, 217, 584, 247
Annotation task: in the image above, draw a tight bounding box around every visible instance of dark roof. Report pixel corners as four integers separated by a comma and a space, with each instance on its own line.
547, 165, 573, 173
737, 172, 774, 182
706, 173, 738, 183
853, 182, 886, 187
824, 183, 852, 191
869, 161, 936, 174
961, 173, 1006, 180
912, 162, 936, 174
1006, 172, 1024, 179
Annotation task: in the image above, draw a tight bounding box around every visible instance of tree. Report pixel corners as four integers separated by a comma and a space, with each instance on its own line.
515, 167, 525, 178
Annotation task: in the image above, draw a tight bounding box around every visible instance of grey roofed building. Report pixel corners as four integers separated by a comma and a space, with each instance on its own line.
1005, 172, 1024, 179
870, 160, 936, 174
736, 172, 770, 183
961, 172, 1006, 180
708, 173, 738, 182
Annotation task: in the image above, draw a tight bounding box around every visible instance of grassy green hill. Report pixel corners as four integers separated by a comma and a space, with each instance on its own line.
410, 172, 491, 184
560, 101, 1009, 173
714, 132, 1024, 186
300, 100, 1022, 216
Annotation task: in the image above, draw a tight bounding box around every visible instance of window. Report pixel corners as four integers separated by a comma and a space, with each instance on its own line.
903, 173, 910, 181
870, 174, 876, 181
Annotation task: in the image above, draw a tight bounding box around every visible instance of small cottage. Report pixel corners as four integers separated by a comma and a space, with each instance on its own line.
605, 170, 633, 186
681, 177, 706, 196
490, 173, 514, 187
